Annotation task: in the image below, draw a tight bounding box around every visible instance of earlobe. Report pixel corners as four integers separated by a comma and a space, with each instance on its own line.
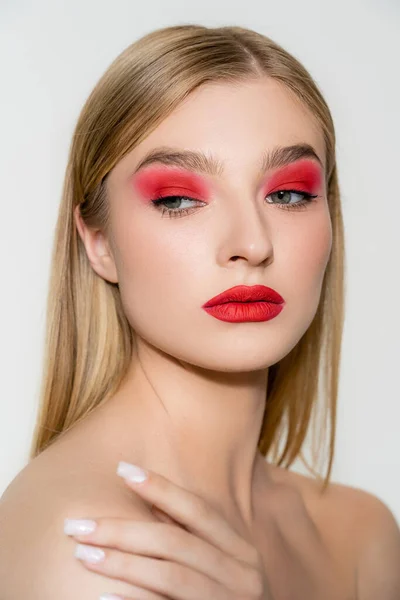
73, 204, 119, 284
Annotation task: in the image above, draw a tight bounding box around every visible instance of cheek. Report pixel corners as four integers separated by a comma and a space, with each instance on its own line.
113, 219, 201, 319
279, 210, 332, 337
285, 210, 332, 290
308, 220, 332, 271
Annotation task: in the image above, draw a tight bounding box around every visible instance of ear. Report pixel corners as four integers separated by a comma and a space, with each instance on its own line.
73, 204, 118, 284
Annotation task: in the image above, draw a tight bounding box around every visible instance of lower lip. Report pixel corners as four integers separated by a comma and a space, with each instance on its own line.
203, 302, 285, 323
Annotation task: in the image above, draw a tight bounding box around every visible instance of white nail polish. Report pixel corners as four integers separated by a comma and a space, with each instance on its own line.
75, 543, 105, 563
117, 461, 148, 482
64, 518, 97, 535
99, 595, 122, 600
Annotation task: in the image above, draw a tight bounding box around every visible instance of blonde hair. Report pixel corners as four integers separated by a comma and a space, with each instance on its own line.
29, 24, 345, 490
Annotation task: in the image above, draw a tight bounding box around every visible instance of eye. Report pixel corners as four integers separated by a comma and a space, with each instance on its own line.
151, 195, 205, 218
150, 189, 319, 219
266, 189, 319, 211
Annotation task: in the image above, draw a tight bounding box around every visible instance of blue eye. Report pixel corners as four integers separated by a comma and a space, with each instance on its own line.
151, 195, 205, 218
151, 189, 319, 218
266, 189, 319, 211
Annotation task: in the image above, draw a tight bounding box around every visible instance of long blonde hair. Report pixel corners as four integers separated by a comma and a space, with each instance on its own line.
29, 24, 345, 490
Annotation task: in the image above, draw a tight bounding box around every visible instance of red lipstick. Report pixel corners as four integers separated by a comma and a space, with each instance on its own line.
202, 285, 285, 323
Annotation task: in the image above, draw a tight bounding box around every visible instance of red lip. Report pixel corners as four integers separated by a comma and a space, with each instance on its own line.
203, 285, 284, 307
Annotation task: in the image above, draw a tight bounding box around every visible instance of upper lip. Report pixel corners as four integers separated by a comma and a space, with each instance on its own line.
203, 285, 285, 307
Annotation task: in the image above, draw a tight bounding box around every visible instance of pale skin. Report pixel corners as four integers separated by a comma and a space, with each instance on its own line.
74, 76, 334, 528
0, 76, 399, 599
64, 466, 345, 599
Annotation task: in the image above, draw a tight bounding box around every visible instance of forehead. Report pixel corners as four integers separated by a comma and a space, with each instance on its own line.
112, 77, 326, 181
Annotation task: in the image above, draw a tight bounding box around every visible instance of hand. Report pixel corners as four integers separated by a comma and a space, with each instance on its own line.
64, 462, 271, 600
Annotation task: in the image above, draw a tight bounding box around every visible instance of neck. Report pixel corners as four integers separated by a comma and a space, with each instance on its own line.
105, 339, 270, 528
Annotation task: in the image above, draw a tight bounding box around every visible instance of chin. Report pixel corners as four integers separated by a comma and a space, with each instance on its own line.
165, 342, 294, 373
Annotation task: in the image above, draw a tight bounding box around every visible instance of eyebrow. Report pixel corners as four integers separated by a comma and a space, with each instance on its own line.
133, 143, 324, 179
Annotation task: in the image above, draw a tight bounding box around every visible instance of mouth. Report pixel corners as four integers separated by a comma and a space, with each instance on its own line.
202, 284, 285, 308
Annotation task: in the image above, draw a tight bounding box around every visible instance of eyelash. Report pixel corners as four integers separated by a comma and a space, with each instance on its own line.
151, 189, 319, 218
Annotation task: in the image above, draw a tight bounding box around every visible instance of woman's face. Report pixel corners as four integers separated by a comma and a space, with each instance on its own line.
86, 77, 332, 372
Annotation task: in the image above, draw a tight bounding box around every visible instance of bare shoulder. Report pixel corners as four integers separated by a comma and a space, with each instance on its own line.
270, 464, 400, 599
0, 447, 155, 600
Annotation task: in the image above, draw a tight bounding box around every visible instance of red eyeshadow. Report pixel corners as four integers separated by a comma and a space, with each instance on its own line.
263, 159, 323, 195
133, 166, 211, 202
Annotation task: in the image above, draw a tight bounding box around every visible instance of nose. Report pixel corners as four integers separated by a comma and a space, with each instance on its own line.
216, 195, 274, 268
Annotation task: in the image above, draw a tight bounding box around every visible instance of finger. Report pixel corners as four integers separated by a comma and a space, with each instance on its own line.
151, 505, 183, 527
68, 518, 257, 593
117, 462, 256, 565
100, 587, 169, 600
75, 543, 233, 600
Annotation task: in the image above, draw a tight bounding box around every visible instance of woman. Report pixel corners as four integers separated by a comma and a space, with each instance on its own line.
0, 24, 399, 600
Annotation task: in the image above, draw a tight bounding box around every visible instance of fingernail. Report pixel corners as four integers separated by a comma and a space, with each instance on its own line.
75, 543, 105, 563
99, 595, 123, 600
117, 461, 148, 483
64, 518, 97, 535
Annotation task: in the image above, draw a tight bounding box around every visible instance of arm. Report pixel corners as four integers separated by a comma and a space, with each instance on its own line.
356, 493, 400, 600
